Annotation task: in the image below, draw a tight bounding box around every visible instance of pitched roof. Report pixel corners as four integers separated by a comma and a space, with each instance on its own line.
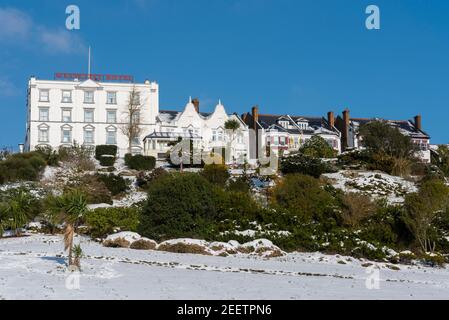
255, 114, 339, 135
349, 118, 430, 139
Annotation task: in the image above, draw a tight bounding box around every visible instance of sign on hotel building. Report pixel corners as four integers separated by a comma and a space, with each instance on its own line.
25, 74, 159, 157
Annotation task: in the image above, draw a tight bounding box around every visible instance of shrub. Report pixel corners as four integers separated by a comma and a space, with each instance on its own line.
84, 207, 140, 238
340, 192, 377, 228
58, 144, 95, 172
280, 153, 336, 178
136, 167, 168, 189
0, 152, 46, 183
95, 145, 118, 160
200, 164, 230, 187
157, 242, 211, 255
226, 176, 251, 193
35, 146, 60, 166
403, 179, 449, 253
103, 238, 130, 248
270, 174, 337, 223
96, 173, 130, 196
125, 154, 156, 171
138, 173, 219, 240
299, 135, 337, 158
130, 239, 157, 250
99, 155, 116, 167
67, 175, 112, 205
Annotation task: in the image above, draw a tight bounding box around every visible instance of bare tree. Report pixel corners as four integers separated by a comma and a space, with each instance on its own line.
121, 86, 144, 154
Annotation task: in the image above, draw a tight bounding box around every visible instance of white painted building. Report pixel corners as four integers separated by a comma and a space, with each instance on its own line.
143, 98, 250, 163
25, 76, 159, 157
25, 76, 250, 163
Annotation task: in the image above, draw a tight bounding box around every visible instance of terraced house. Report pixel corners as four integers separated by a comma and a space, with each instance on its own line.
241, 106, 342, 159
334, 109, 431, 162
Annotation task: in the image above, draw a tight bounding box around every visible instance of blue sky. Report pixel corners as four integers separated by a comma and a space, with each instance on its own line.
1, 0, 449, 147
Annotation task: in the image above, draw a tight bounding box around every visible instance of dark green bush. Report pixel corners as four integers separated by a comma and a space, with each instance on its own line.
280, 153, 336, 178
136, 167, 168, 189
125, 154, 156, 171
96, 173, 130, 196
85, 207, 140, 238
66, 175, 112, 205
95, 145, 117, 160
270, 174, 337, 223
226, 176, 251, 193
299, 135, 337, 158
138, 173, 218, 240
35, 146, 60, 166
200, 164, 230, 187
0, 152, 46, 183
99, 155, 116, 167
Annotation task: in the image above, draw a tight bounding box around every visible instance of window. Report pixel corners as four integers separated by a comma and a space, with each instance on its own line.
297, 122, 308, 130
84, 91, 94, 103
38, 128, 49, 142
107, 92, 117, 104
106, 130, 117, 145
132, 92, 140, 105
84, 129, 94, 144
61, 128, 72, 143
62, 109, 72, 122
39, 108, 49, 122
218, 130, 223, 141
212, 130, 217, 141
84, 109, 94, 123
132, 136, 140, 145
61, 90, 72, 103
132, 111, 140, 124
279, 121, 289, 128
39, 90, 49, 102
107, 110, 116, 123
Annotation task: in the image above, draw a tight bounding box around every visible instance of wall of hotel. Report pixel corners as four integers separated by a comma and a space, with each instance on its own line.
26, 78, 159, 156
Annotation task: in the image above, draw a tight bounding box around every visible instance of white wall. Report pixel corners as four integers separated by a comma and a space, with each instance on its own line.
25, 77, 159, 157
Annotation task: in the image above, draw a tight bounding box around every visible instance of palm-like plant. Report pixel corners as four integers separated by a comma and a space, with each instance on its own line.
0, 190, 34, 237
224, 119, 241, 164
47, 190, 87, 267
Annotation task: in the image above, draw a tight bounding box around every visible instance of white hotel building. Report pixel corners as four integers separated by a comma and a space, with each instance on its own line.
24, 75, 250, 162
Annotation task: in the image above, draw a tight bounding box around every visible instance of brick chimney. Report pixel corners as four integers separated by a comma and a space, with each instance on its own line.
327, 111, 335, 128
192, 98, 200, 113
251, 105, 259, 130
414, 115, 422, 131
342, 108, 350, 150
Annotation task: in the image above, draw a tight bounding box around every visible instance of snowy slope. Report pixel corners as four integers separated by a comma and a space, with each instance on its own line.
1, 235, 449, 300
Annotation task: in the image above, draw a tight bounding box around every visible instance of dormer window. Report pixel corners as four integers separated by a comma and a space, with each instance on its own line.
279, 120, 289, 128
297, 121, 308, 130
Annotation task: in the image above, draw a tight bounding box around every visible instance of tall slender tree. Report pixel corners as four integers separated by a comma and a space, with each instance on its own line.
121, 86, 144, 154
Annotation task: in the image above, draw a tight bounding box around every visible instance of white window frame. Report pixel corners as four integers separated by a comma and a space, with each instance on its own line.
62, 109, 72, 123
38, 128, 49, 143
84, 90, 95, 104
106, 127, 117, 145
83, 128, 95, 144
61, 90, 72, 103
84, 109, 94, 123
61, 127, 72, 144
39, 89, 49, 102
106, 110, 117, 124
106, 91, 117, 105
39, 108, 49, 122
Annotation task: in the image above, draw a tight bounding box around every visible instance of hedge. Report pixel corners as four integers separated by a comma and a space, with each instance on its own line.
95, 145, 118, 160
99, 155, 116, 167
125, 154, 156, 171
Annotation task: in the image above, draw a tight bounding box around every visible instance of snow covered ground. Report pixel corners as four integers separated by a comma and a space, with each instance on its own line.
1, 235, 449, 300
323, 170, 417, 204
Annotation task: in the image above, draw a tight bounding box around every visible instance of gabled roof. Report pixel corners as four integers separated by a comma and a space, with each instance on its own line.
255, 114, 339, 135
